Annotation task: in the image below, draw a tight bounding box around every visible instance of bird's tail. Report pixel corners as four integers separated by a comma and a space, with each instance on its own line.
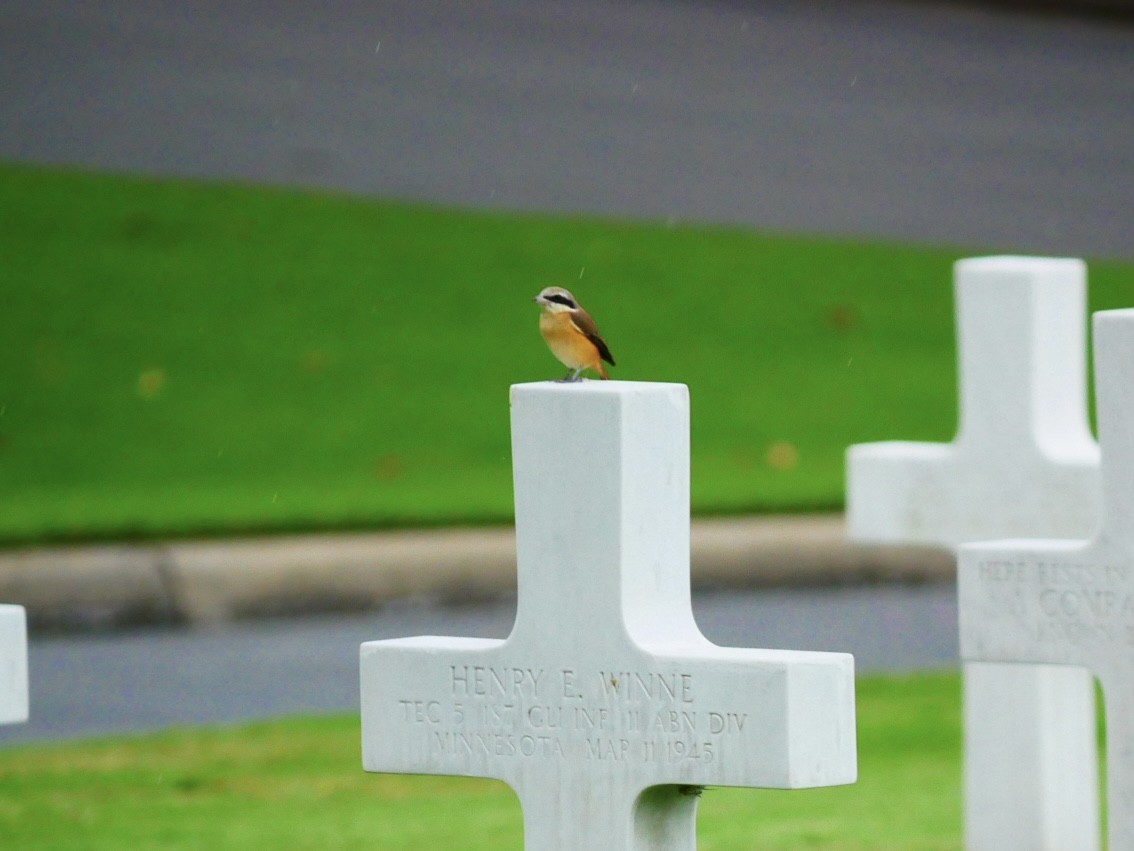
596, 361, 609, 380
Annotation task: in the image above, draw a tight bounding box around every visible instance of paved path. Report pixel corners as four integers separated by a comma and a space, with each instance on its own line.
0, 582, 958, 745
0, 515, 950, 631
2, 0, 1132, 257
0, 515, 951, 742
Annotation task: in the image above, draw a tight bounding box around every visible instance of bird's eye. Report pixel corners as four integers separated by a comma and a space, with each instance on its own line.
548, 294, 575, 308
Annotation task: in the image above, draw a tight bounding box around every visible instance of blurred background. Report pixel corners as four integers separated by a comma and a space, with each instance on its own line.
1, 0, 1134, 743
3, 0, 1133, 545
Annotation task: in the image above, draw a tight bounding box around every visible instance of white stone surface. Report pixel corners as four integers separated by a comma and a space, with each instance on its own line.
846, 256, 1101, 850
960, 308, 1134, 850
0, 604, 28, 724
361, 382, 857, 850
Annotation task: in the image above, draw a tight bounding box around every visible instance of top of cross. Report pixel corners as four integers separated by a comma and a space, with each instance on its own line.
952, 256, 1094, 457
847, 256, 1100, 547
1094, 310, 1134, 544
507, 381, 703, 656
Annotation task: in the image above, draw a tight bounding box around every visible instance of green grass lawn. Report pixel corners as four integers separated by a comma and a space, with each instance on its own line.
0, 672, 964, 849
3, 161, 1133, 544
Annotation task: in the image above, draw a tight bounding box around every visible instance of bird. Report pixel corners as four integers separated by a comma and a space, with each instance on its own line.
532, 286, 616, 381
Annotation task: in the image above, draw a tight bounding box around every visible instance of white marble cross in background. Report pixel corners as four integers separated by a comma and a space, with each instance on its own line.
848, 256, 1101, 850
961, 308, 1134, 850
0, 604, 28, 725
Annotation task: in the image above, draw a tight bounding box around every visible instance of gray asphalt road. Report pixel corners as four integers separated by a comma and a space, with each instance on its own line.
0, 583, 958, 746
2, 0, 1132, 258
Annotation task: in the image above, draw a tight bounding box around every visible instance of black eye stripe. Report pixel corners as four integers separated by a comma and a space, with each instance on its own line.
547, 294, 576, 308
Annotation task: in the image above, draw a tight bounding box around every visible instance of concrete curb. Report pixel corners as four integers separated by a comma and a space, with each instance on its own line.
0, 514, 953, 632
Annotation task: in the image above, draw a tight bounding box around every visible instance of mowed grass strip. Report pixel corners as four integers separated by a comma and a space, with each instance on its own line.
0, 672, 963, 850
3, 162, 1132, 543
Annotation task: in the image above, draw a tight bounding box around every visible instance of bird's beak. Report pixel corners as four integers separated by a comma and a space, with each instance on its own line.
532, 296, 542, 304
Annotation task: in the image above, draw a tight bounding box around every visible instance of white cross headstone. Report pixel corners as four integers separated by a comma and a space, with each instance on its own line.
0, 604, 28, 725
361, 382, 857, 850
847, 257, 1101, 850
960, 308, 1134, 849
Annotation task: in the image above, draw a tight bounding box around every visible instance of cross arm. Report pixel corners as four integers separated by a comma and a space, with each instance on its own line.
958, 538, 1101, 668
646, 646, 857, 790
361, 636, 507, 778
0, 605, 28, 725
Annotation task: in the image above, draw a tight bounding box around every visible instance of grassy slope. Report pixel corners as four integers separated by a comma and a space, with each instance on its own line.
2, 162, 1132, 543
0, 673, 963, 850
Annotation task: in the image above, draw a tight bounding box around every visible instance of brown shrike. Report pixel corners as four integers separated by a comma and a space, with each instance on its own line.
533, 287, 616, 381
